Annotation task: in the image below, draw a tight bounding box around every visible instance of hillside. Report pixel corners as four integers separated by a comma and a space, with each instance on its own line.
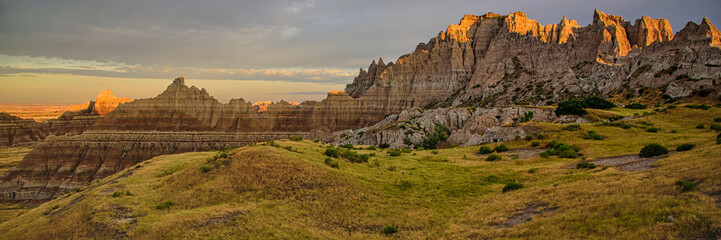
1, 104, 719, 239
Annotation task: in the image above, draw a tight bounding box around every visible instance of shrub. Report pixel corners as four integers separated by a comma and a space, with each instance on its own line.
485, 175, 499, 183
576, 162, 597, 169
536, 133, 546, 139
563, 124, 582, 131
714, 117, 721, 122
431, 150, 439, 154
685, 104, 711, 110
583, 97, 616, 109
696, 124, 705, 129
646, 127, 660, 133
524, 135, 533, 141
379, 143, 390, 149
541, 142, 579, 159
675, 180, 695, 192
518, 111, 534, 123
527, 168, 538, 173
486, 153, 502, 161
639, 143, 669, 158
626, 103, 647, 109
555, 100, 587, 116
493, 144, 509, 153
676, 143, 696, 152
367, 145, 377, 150
621, 123, 631, 129
387, 149, 402, 157
479, 146, 493, 154
324, 147, 341, 158
156, 201, 175, 210
324, 158, 339, 168
502, 182, 523, 192
421, 124, 451, 149
531, 141, 540, 147
382, 226, 398, 235
200, 166, 210, 172
288, 136, 303, 141
582, 130, 605, 140
112, 191, 123, 197
339, 144, 354, 149
711, 124, 721, 131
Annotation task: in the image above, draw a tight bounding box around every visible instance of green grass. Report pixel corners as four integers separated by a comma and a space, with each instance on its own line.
0, 106, 720, 239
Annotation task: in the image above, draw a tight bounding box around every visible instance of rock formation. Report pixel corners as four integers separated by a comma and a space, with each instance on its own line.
69, 89, 132, 116
2, 10, 720, 201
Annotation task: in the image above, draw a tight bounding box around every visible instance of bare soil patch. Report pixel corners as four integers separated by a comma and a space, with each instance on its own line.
591, 152, 673, 171
496, 203, 558, 228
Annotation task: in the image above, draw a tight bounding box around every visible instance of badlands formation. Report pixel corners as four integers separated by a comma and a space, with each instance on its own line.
1, 10, 720, 201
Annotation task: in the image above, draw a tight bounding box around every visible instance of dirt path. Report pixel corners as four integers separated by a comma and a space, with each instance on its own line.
496, 203, 558, 228
477, 148, 543, 160
590, 152, 673, 171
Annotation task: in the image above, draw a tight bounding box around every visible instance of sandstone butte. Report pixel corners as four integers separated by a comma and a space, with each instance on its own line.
1, 10, 720, 201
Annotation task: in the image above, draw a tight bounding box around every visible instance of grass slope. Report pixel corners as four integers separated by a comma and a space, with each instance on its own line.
0, 104, 720, 239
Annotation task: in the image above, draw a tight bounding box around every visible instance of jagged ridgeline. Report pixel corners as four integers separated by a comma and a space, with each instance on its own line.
1, 10, 720, 201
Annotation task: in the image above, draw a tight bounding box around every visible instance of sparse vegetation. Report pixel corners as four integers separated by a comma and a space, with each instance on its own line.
479, 146, 493, 154
676, 143, 695, 152
387, 149, 402, 157
563, 124, 581, 131
675, 179, 695, 192
502, 182, 523, 193
540, 140, 579, 158
555, 100, 587, 116
288, 136, 303, 141
582, 97, 616, 109
710, 124, 721, 131
486, 153, 502, 161
382, 225, 398, 235
421, 124, 451, 149
582, 130, 605, 140
493, 144, 508, 153
155, 201, 175, 210
576, 162, 597, 169
324, 158, 339, 168
531, 141, 540, 147
625, 103, 647, 109
696, 124, 705, 129
646, 127, 660, 133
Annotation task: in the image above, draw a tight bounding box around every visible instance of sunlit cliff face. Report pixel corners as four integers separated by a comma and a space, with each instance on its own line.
252, 101, 300, 112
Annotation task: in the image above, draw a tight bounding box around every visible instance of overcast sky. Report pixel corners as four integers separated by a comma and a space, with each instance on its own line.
1, 0, 720, 104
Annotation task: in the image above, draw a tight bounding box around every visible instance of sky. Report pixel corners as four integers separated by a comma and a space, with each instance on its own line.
1, 0, 720, 104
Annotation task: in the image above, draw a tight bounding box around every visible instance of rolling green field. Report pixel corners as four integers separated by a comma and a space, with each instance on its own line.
0, 105, 719, 239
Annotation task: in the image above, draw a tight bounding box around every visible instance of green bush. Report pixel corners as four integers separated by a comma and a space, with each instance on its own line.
625, 103, 647, 109
583, 97, 616, 109
555, 100, 587, 116
421, 124, 451, 149
485, 175, 499, 183
576, 162, 597, 169
685, 104, 711, 110
339, 144, 354, 149
524, 135, 533, 141
541, 142, 579, 159
675, 179, 695, 192
696, 124, 705, 129
200, 166, 210, 172
324, 158, 339, 168
378, 143, 390, 149
502, 182, 523, 193
387, 149, 402, 157
431, 150, 439, 154
676, 143, 696, 152
531, 141, 540, 147
367, 145, 377, 150
518, 111, 534, 123
527, 168, 538, 173
639, 143, 669, 158
288, 136, 303, 141
536, 133, 546, 139
486, 153, 502, 161
479, 146, 493, 154
582, 130, 605, 140
563, 124, 581, 131
646, 127, 660, 133
382, 225, 398, 235
112, 191, 123, 197
714, 117, 721, 122
711, 124, 721, 131
493, 144, 509, 153
156, 201, 175, 210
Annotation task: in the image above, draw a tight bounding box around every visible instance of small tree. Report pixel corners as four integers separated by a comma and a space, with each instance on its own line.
639, 143, 668, 158
555, 100, 587, 116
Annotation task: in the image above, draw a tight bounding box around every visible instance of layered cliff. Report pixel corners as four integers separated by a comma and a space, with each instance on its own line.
345, 10, 720, 108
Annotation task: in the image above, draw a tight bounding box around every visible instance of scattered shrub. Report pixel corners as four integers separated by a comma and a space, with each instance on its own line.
675, 179, 695, 192
531, 141, 540, 147
382, 226, 398, 235
710, 124, 721, 131
583, 97, 616, 109
367, 145, 377, 150
582, 130, 605, 140
536, 133, 547, 140
493, 144, 509, 153
378, 143, 390, 149
714, 117, 721, 122
421, 124, 451, 149
563, 124, 582, 131
527, 168, 538, 173
200, 166, 210, 172
541, 141, 579, 158
676, 143, 696, 152
524, 135, 533, 141
324, 158, 339, 168
431, 150, 439, 155
646, 127, 660, 133
555, 100, 587, 116
485, 175, 499, 183
576, 162, 597, 169
639, 143, 669, 158
156, 201, 175, 210
339, 144, 354, 149
696, 124, 705, 129
325, 146, 368, 163
112, 191, 123, 197
626, 103, 647, 109
502, 182, 523, 193
387, 149, 402, 157
288, 136, 303, 141
479, 146, 493, 154
486, 153, 502, 161
518, 111, 534, 123
685, 104, 711, 110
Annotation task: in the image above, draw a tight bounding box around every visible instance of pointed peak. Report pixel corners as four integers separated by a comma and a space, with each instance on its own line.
377, 57, 385, 66
172, 76, 185, 87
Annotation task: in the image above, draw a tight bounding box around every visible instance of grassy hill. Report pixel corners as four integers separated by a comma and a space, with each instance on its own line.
0, 104, 720, 239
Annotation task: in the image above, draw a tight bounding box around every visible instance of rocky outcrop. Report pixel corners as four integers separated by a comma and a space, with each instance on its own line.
0, 107, 100, 147
332, 106, 580, 148
70, 89, 132, 116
